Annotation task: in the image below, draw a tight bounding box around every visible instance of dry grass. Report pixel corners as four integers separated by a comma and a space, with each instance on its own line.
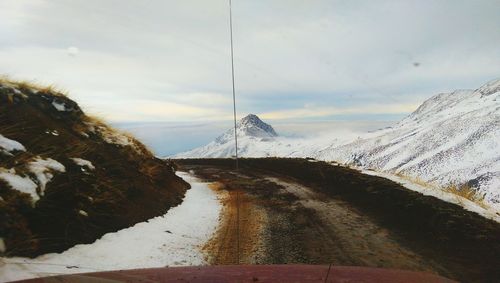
80, 114, 153, 157
0, 75, 68, 97
394, 172, 437, 189
393, 171, 489, 209
443, 183, 488, 209
0, 78, 188, 257
0, 76, 151, 158
82, 115, 108, 126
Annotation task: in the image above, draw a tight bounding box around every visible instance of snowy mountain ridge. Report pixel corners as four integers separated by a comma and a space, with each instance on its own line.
178, 114, 279, 157
215, 114, 278, 144
176, 78, 500, 208
322, 79, 500, 203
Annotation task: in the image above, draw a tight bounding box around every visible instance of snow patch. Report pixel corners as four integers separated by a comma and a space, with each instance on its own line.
0, 171, 222, 282
0, 168, 38, 202
44, 129, 59, 136
71, 158, 95, 170
51, 101, 68, 111
85, 122, 143, 153
0, 134, 25, 155
27, 158, 65, 196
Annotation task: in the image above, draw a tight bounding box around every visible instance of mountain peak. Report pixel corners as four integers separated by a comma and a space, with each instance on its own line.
240, 114, 261, 123
212, 114, 277, 144
237, 114, 278, 137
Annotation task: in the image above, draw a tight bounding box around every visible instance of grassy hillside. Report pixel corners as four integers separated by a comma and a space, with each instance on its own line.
0, 79, 189, 257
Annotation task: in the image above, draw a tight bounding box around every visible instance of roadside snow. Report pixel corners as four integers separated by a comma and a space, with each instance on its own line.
0, 134, 25, 155
359, 168, 500, 223
28, 158, 65, 196
0, 168, 38, 202
70, 158, 95, 170
0, 171, 221, 282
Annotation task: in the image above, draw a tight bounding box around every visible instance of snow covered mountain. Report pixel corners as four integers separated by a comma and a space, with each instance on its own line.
316, 78, 500, 205
176, 114, 279, 157
176, 78, 500, 207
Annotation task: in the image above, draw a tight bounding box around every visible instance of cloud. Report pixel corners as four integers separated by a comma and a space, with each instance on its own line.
0, 0, 498, 122
95, 99, 230, 122
66, 46, 79, 57
260, 102, 419, 120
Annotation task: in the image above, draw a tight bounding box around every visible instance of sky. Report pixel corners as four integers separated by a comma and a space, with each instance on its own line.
1, 0, 499, 155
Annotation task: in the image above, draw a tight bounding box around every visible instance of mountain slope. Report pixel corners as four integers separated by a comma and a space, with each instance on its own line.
176, 78, 500, 207
0, 79, 189, 257
176, 114, 279, 158
318, 78, 500, 205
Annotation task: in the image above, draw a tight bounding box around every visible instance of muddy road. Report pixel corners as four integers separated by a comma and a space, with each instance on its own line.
176, 158, 500, 282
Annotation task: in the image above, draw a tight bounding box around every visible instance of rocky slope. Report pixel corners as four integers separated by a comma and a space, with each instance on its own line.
176, 78, 500, 208
0, 79, 189, 257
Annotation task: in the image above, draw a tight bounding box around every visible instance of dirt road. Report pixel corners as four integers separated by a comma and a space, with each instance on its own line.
177, 158, 500, 282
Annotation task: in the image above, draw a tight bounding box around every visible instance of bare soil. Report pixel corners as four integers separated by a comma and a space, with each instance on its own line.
177, 158, 500, 283
203, 180, 266, 265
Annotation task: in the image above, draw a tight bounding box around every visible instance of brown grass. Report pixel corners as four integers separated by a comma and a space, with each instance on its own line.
394, 172, 437, 188
443, 183, 488, 208
0, 75, 68, 97
0, 78, 188, 257
393, 172, 488, 209
82, 116, 153, 157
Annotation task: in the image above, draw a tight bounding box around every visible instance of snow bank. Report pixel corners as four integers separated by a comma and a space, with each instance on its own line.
0, 172, 222, 283
0, 134, 25, 155
359, 168, 500, 223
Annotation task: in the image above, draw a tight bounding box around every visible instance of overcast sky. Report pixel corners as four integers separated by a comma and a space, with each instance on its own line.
1, 0, 499, 123
1, 1, 499, 154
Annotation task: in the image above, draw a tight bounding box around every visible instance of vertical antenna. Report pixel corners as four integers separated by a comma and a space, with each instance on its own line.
229, 0, 240, 265
229, 0, 238, 170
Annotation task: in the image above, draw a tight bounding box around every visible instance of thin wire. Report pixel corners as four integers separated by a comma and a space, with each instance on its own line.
324, 263, 333, 282
229, 0, 238, 171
